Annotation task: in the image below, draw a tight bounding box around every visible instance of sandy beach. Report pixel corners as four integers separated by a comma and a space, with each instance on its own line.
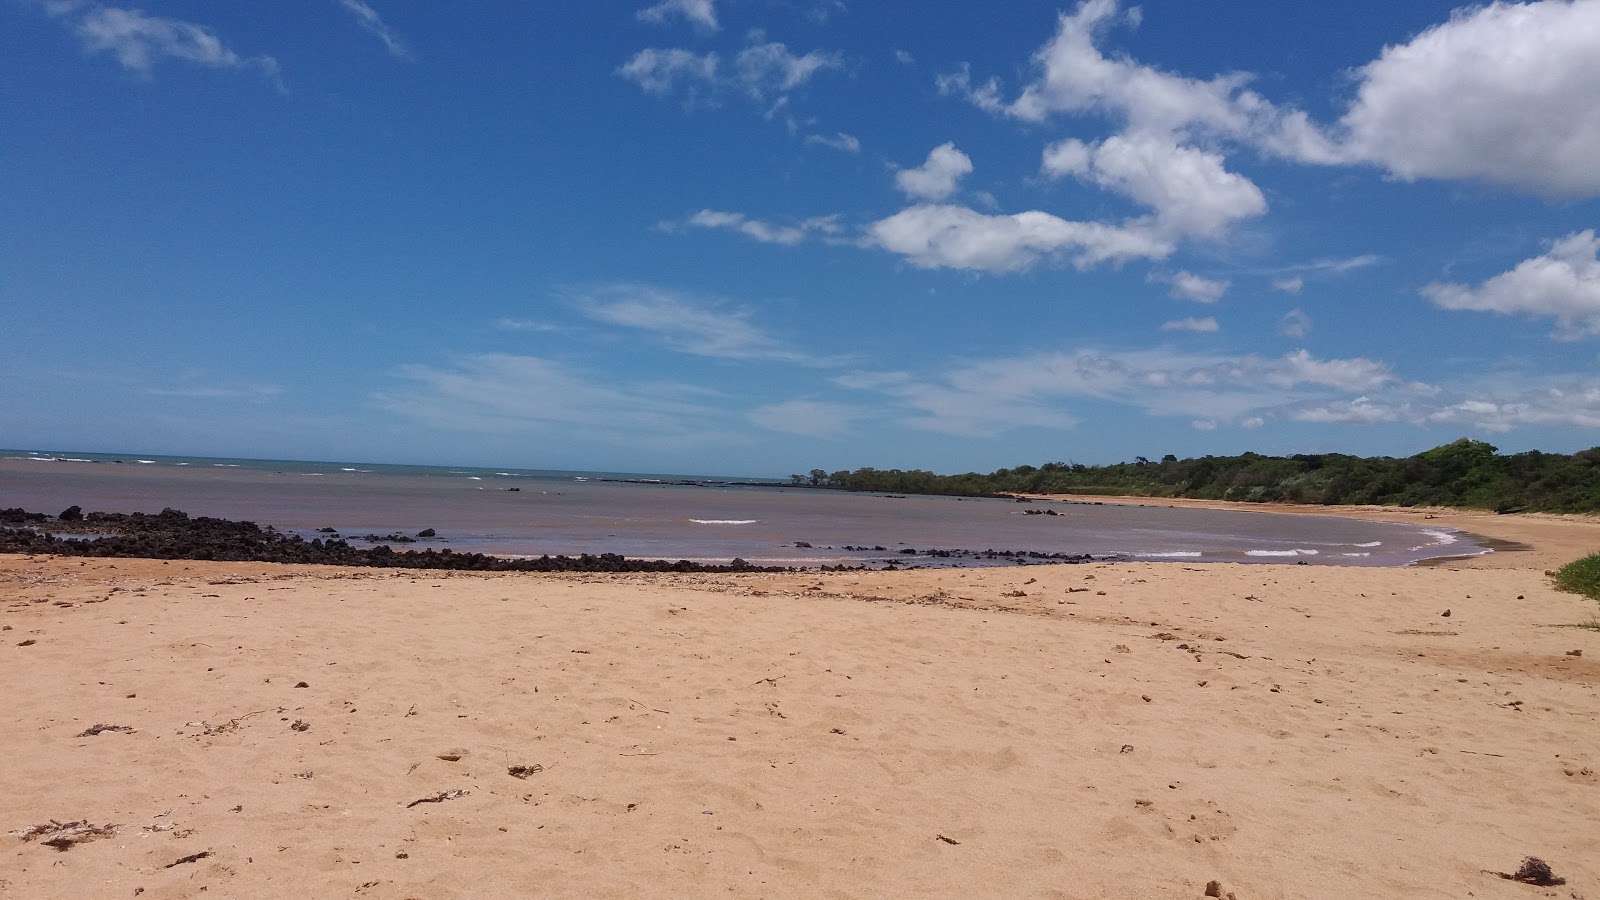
3, 502, 1598, 899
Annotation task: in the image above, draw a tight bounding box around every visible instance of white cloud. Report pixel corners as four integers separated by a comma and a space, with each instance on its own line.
336, 0, 411, 60
1154, 270, 1230, 303
894, 49, 915, 66
1422, 230, 1600, 339
895, 143, 974, 201
1278, 308, 1312, 338
1191, 418, 1218, 431
1041, 134, 1266, 240
733, 41, 845, 100
1330, 0, 1600, 198
619, 39, 843, 106
973, 0, 1316, 152
866, 204, 1172, 273
934, 63, 1005, 114
575, 284, 824, 364
617, 47, 718, 96
747, 400, 862, 438
637, 0, 718, 32
380, 354, 731, 444
1271, 277, 1304, 295
59, 5, 281, 85
1160, 317, 1219, 333
804, 131, 860, 153
834, 347, 1395, 436
952, 0, 1600, 199
1292, 396, 1401, 424
494, 318, 560, 333
668, 209, 840, 245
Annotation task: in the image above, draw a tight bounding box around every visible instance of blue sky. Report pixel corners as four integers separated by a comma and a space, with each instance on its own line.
4, 0, 1599, 477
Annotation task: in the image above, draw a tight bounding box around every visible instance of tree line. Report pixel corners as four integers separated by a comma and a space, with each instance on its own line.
792, 439, 1600, 513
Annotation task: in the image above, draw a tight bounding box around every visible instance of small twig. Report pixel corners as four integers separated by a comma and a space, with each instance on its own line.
618, 751, 660, 757
406, 789, 469, 809
1459, 750, 1507, 758
163, 850, 213, 868
628, 698, 670, 714
751, 675, 786, 687
936, 834, 960, 845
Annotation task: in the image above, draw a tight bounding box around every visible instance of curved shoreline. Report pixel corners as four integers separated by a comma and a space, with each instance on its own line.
1011, 492, 1600, 570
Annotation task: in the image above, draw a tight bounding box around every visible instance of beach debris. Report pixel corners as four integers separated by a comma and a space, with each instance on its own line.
830, 727, 846, 735
1120, 744, 1134, 753
163, 850, 213, 869
436, 749, 466, 762
17, 639, 36, 647
508, 764, 544, 779
1568, 649, 1583, 657
196, 708, 279, 736
76, 723, 135, 737
294, 681, 309, 688
1491, 856, 1565, 886
406, 789, 469, 809
289, 719, 310, 732
1441, 609, 1451, 617
12, 820, 117, 851
935, 834, 960, 845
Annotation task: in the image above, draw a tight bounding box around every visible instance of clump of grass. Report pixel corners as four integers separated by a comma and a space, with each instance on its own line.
1551, 553, 1600, 603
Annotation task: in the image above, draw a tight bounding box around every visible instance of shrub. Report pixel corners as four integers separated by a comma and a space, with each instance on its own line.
1551, 554, 1600, 604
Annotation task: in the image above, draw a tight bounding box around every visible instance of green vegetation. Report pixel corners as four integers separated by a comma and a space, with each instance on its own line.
794, 439, 1600, 513
1552, 554, 1600, 604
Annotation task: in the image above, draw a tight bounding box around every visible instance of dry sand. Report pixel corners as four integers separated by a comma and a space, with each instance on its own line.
3, 503, 1598, 899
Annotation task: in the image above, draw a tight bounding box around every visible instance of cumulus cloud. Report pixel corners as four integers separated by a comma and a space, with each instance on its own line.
52, 4, 281, 85
1153, 270, 1229, 303
1422, 230, 1600, 339
337, 0, 411, 60
665, 209, 841, 245
747, 400, 863, 438
867, 204, 1172, 273
1042, 135, 1267, 239
950, 0, 1600, 199
1330, 0, 1600, 198
637, 0, 718, 32
1272, 277, 1304, 294
574, 284, 826, 365
895, 143, 974, 201
1278, 308, 1312, 338
1160, 317, 1219, 333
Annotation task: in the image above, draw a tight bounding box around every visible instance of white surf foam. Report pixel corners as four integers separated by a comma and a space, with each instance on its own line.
690, 519, 759, 525
1353, 541, 1382, 548
1134, 551, 1203, 558
1245, 548, 1321, 557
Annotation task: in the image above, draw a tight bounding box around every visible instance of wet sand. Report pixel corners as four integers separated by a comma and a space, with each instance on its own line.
2, 502, 1598, 898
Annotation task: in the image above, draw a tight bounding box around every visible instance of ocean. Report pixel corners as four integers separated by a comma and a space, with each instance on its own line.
0, 450, 1479, 568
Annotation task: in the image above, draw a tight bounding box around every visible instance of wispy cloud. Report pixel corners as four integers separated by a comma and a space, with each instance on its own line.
637, 0, 718, 32
618, 39, 845, 108
662, 209, 841, 246
834, 346, 1394, 437
1160, 317, 1219, 333
336, 0, 412, 60
379, 354, 736, 447
49, 4, 282, 88
573, 284, 832, 365
747, 399, 864, 439
804, 131, 860, 153
494, 318, 562, 333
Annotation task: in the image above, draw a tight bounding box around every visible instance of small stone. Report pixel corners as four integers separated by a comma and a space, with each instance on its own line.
1204, 880, 1223, 898
1440, 609, 1451, 617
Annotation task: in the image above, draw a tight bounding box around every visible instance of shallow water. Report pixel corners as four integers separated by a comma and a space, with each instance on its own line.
0, 452, 1477, 568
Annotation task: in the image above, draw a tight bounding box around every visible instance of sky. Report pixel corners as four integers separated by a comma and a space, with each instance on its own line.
3, 0, 1600, 477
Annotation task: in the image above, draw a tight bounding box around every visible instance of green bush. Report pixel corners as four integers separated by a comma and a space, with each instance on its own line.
1552, 554, 1600, 603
